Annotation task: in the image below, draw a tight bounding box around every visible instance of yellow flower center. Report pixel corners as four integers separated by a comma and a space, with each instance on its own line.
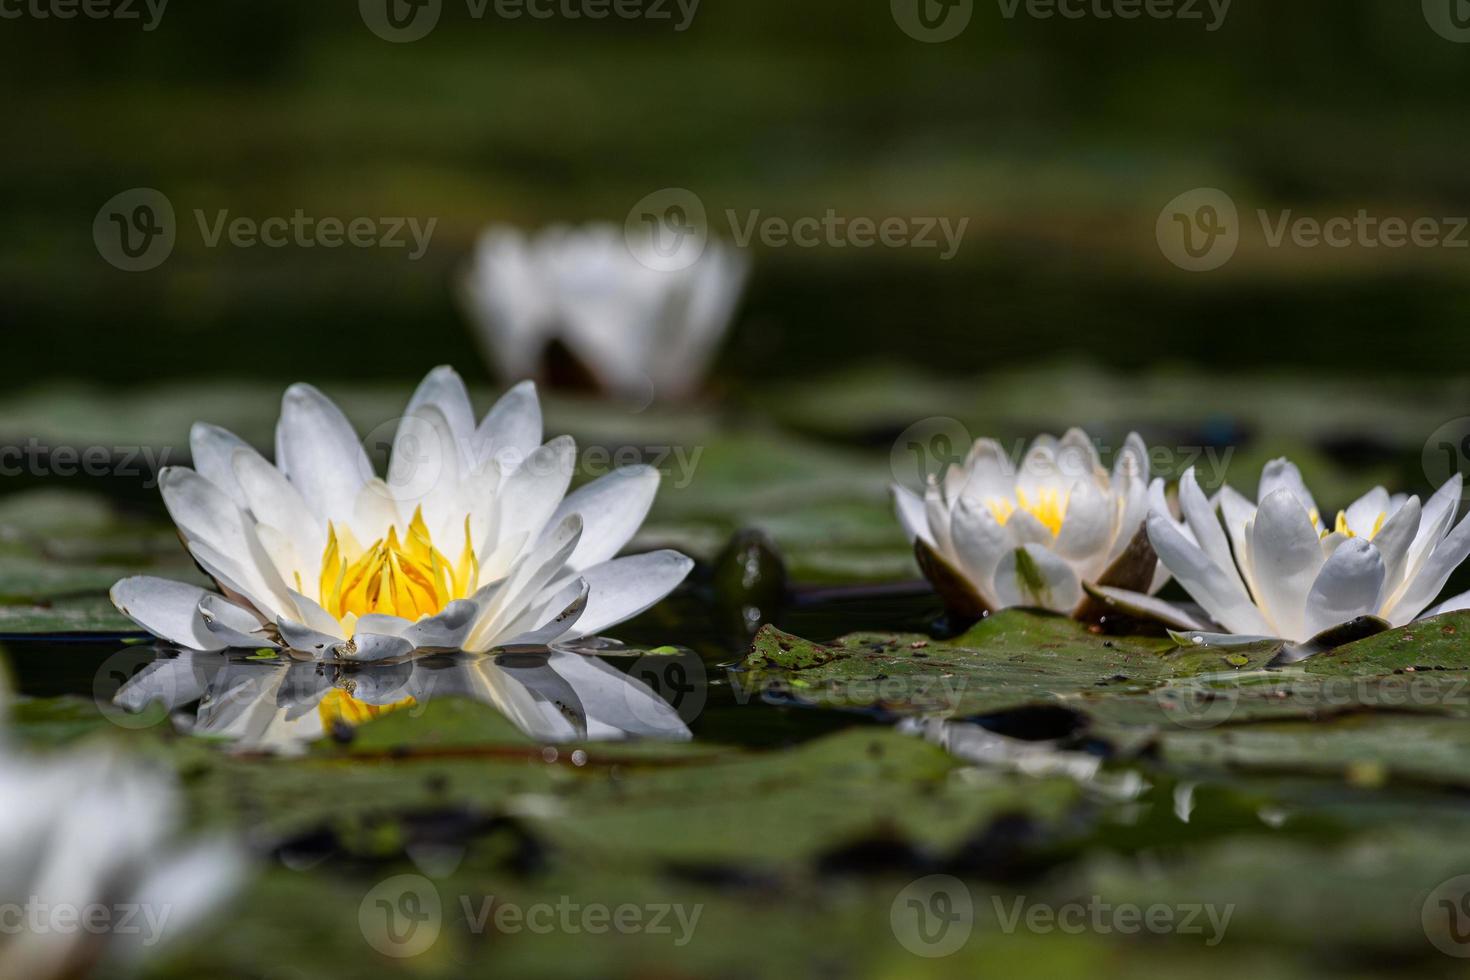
314, 507, 479, 627
987, 488, 1070, 537
317, 688, 416, 734
1331, 510, 1386, 540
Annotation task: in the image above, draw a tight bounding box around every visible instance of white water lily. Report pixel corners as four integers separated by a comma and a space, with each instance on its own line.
460, 223, 748, 402
0, 682, 242, 978
111, 366, 693, 661
893, 430, 1164, 617
1105, 459, 1470, 645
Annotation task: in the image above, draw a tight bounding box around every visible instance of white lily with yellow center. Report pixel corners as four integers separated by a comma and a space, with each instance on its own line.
111, 366, 694, 660
893, 429, 1166, 617
461, 223, 748, 402
1103, 459, 1470, 645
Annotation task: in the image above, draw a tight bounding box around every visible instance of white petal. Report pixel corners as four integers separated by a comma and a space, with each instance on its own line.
565, 550, 694, 638
1423, 589, 1470, 619
1249, 488, 1327, 641
499, 579, 591, 647
1371, 495, 1420, 603
275, 382, 370, 526
1111, 432, 1150, 486
1016, 439, 1062, 497
948, 496, 1008, 607
402, 598, 483, 650
1084, 585, 1208, 631
1054, 478, 1111, 570
471, 515, 584, 646
1005, 508, 1055, 548
276, 617, 343, 657
1146, 510, 1271, 635
892, 485, 934, 548
189, 422, 254, 509
1387, 512, 1470, 625
955, 437, 1015, 502
1258, 457, 1318, 517
198, 594, 276, 649
1404, 474, 1462, 587
923, 477, 954, 555
388, 402, 461, 541
1179, 467, 1250, 600
1303, 538, 1387, 636
352, 613, 412, 636
493, 435, 576, 556
286, 591, 347, 640
342, 632, 415, 663
1217, 484, 1257, 584
1107, 443, 1151, 564
1056, 427, 1104, 484
548, 465, 660, 571
990, 544, 1083, 613
474, 380, 543, 473
233, 450, 324, 566
109, 577, 227, 651
1167, 630, 1280, 649
401, 366, 476, 469
1343, 486, 1391, 536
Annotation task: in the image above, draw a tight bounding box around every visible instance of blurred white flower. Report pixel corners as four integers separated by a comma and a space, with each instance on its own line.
111, 366, 693, 661
460, 224, 748, 402
0, 687, 242, 978
893, 429, 1164, 617
1107, 459, 1470, 645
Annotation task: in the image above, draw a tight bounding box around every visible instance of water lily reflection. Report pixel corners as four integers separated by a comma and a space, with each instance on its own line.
113, 648, 692, 753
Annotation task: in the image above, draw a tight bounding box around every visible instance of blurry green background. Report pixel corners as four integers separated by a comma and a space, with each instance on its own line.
5, 0, 1470, 386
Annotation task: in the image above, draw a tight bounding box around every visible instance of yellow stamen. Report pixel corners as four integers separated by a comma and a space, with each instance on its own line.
1330, 510, 1387, 541
986, 487, 1070, 537
317, 688, 415, 734
318, 507, 477, 622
